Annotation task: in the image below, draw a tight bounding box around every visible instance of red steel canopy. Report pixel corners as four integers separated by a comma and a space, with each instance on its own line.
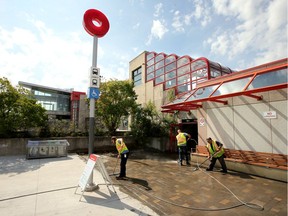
162, 58, 288, 113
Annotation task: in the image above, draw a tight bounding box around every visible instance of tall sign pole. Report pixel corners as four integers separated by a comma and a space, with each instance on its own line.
83, 9, 110, 191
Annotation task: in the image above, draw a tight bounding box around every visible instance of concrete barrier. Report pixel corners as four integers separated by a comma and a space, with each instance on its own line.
191, 154, 288, 183
0, 136, 136, 156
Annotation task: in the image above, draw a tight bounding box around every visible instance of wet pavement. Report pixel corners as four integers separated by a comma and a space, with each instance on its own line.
0, 150, 286, 216
102, 149, 287, 216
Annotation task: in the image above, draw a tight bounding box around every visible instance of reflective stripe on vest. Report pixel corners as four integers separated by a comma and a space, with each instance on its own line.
206, 140, 224, 158
176, 133, 187, 146
116, 139, 129, 154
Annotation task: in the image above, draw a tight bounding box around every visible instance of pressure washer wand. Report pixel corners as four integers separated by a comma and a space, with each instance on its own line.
193, 151, 218, 171
109, 156, 119, 176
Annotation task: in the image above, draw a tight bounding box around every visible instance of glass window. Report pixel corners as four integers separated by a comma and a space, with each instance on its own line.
147, 72, 154, 81
34, 90, 52, 96
165, 55, 176, 64
156, 67, 164, 76
191, 59, 207, 71
165, 70, 176, 79
192, 67, 208, 79
155, 60, 164, 70
177, 65, 190, 76
177, 57, 190, 67
213, 77, 251, 96
155, 54, 165, 62
177, 74, 190, 85
209, 60, 221, 70
191, 81, 197, 90
34, 91, 70, 112
133, 67, 142, 86
165, 62, 176, 72
168, 91, 191, 105
147, 65, 154, 74
147, 59, 154, 67
247, 69, 288, 90
40, 101, 56, 111
210, 67, 221, 78
155, 75, 164, 85
147, 52, 155, 61
177, 84, 190, 94
221, 66, 233, 74
187, 84, 219, 101
165, 79, 176, 89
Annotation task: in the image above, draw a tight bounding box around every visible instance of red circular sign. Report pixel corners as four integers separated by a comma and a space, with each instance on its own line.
83, 9, 110, 37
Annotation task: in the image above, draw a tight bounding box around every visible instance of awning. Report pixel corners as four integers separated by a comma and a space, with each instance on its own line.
162, 59, 288, 112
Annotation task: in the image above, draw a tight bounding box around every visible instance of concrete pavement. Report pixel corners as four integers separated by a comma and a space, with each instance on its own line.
0, 151, 287, 216
0, 154, 158, 216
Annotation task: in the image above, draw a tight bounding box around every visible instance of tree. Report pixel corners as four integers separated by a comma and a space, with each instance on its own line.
95, 79, 138, 135
130, 101, 176, 145
0, 77, 48, 137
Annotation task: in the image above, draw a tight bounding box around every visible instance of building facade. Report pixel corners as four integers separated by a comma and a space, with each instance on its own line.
19, 81, 88, 132
129, 51, 288, 155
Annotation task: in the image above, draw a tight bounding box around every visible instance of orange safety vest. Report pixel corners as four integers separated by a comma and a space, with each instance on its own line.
206, 140, 225, 158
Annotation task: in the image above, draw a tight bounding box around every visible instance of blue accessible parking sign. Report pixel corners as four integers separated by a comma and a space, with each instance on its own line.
87, 87, 100, 99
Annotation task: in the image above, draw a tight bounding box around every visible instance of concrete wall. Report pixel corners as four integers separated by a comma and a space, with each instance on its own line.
0, 137, 134, 156
201, 89, 287, 155
192, 154, 287, 182
145, 137, 170, 151
0, 136, 170, 156
130, 51, 165, 112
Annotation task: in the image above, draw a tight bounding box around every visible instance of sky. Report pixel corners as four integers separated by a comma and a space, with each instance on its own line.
0, 0, 287, 92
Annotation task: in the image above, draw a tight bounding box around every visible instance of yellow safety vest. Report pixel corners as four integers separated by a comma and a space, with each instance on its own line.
176, 133, 187, 146
116, 139, 129, 154
206, 140, 224, 158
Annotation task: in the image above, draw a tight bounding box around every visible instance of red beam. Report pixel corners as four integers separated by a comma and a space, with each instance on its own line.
244, 94, 263, 100
209, 99, 228, 105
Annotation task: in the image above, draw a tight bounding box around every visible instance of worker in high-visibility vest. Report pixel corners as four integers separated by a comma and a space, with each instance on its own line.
205, 137, 227, 173
111, 136, 129, 180
176, 129, 191, 166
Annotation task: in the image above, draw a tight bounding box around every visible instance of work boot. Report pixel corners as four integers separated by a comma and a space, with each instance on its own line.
116, 175, 126, 180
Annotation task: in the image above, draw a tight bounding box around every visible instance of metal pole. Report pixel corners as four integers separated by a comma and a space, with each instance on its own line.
86, 36, 99, 190
89, 36, 98, 155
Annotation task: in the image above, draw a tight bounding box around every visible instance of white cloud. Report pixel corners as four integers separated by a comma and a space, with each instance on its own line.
209, 32, 230, 56
146, 19, 168, 45
151, 19, 168, 39
171, 10, 195, 33
154, 3, 163, 17
206, 0, 287, 66
172, 11, 185, 32
0, 19, 97, 92
184, 14, 193, 26
192, 0, 212, 27
132, 22, 140, 29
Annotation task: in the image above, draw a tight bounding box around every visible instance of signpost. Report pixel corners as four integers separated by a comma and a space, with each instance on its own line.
83, 9, 110, 191
75, 154, 116, 201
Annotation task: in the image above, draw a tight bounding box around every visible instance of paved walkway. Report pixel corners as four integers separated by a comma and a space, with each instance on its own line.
0, 154, 157, 216
0, 151, 287, 216
102, 150, 287, 216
